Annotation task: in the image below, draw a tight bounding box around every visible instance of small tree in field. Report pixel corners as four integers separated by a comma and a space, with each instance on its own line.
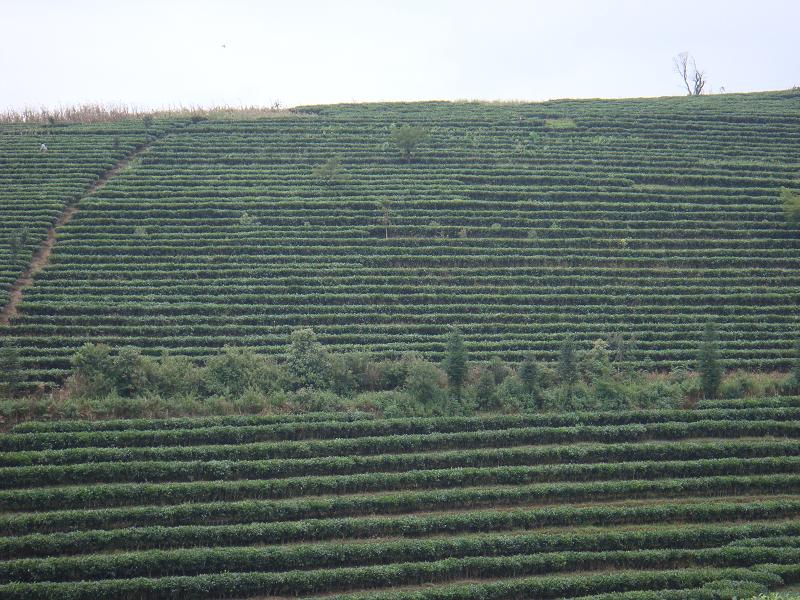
442, 328, 468, 399
519, 353, 540, 396
698, 320, 722, 399
474, 367, 498, 411
389, 125, 429, 162
405, 360, 447, 409
287, 328, 331, 389
780, 188, 800, 226
312, 156, 346, 185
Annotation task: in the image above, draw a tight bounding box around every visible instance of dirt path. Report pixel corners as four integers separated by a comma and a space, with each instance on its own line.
0, 142, 155, 326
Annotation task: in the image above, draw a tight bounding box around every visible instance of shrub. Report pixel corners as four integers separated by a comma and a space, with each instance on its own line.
581, 339, 613, 382
470, 367, 499, 411
287, 328, 331, 390
496, 373, 527, 412
542, 381, 591, 411
329, 354, 357, 396
364, 358, 408, 391
350, 389, 407, 415
312, 156, 346, 184
71, 343, 116, 398
404, 360, 448, 412
111, 346, 154, 397
590, 376, 633, 410
698, 320, 722, 399
701, 579, 768, 598
487, 355, 509, 384
558, 334, 579, 392
389, 124, 429, 161
442, 328, 468, 398
633, 378, 682, 409
518, 353, 542, 405
291, 388, 343, 412
151, 353, 203, 397
781, 187, 800, 225
203, 346, 283, 397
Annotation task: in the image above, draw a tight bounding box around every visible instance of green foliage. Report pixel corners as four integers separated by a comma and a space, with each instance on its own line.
111, 346, 153, 397
518, 353, 541, 397
312, 156, 346, 184
632, 378, 682, 410
495, 373, 527, 412
792, 337, 800, 392
71, 343, 116, 398
389, 124, 429, 161
487, 355, 509, 384
606, 331, 637, 365
471, 367, 499, 411
4, 98, 800, 392
287, 328, 332, 390
442, 328, 468, 398
366, 358, 408, 391
403, 360, 447, 411
781, 187, 800, 225
6, 226, 29, 265
203, 346, 282, 397
1, 400, 800, 599
699, 321, 723, 399
0, 342, 21, 397
545, 117, 578, 129
558, 334, 579, 390
8, 234, 20, 263
152, 353, 203, 397
701, 579, 769, 597
40, 338, 794, 420
581, 339, 614, 382
329, 353, 358, 396
590, 376, 633, 411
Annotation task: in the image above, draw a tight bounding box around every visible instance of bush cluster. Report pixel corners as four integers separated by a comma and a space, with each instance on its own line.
5, 326, 773, 421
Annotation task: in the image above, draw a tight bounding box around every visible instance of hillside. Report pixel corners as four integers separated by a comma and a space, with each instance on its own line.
2, 91, 800, 388
0, 121, 156, 307
1, 398, 800, 598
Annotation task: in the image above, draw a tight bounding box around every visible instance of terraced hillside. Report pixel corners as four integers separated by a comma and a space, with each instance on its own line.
0, 121, 158, 308
1, 397, 800, 598
2, 91, 800, 387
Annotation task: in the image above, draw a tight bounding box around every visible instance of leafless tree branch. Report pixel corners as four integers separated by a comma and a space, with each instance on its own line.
673, 52, 707, 96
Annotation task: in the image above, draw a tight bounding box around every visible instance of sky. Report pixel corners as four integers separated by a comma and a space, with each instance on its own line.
2, 0, 798, 110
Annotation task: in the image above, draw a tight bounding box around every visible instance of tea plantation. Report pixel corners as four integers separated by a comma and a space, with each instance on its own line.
1, 397, 800, 598
2, 90, 800, 388
0, 121, 157, 307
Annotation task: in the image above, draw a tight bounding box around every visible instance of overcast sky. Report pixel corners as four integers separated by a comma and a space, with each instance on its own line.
2, 0, 798, 110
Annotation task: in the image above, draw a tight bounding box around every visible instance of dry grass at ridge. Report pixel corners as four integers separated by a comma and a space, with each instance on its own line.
0, 103, 307, 124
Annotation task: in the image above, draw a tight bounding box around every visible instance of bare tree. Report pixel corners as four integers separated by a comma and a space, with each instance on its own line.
673, 52, 707, 96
